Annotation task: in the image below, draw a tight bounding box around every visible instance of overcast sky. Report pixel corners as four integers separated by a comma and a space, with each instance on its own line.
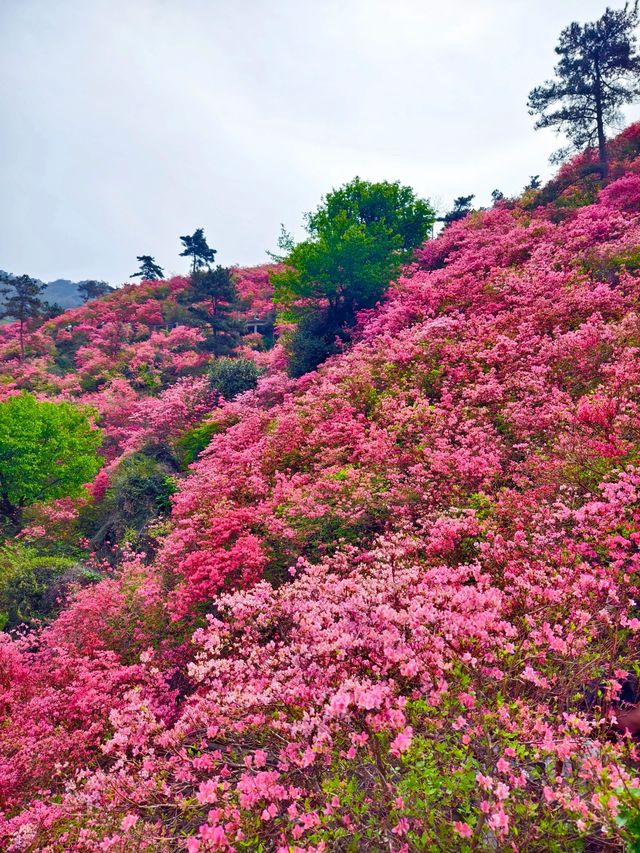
1, 0, 639, 286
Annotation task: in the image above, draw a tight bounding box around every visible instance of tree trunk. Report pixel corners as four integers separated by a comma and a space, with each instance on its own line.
0, 495, 22, 531
594, 60, 608, 180
596, 109, 608, 180
19, 318, 25, 362
211, 297, 218, 357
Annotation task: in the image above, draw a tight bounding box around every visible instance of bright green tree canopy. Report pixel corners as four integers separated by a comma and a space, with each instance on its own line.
0, 393, 103, 523
272, 177, 435, 318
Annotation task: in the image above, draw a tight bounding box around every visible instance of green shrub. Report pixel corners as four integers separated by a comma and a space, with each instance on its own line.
0, 543, 80, 629
285, 310, 348, 378
174, 421, 222, 468
80, 453, 176, 552
79, 373, 105, 392
616, 786, 640, 850
208, 357, 263, 399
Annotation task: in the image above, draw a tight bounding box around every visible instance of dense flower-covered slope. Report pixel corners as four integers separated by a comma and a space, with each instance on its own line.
4, 129, 640, 850
0, 266, 276, 460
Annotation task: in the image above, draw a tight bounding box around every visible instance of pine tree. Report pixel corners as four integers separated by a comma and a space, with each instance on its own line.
441, 195, 475, 227
0, 274, 46, 361
179, 229, 216, 274
188, 266, 243, 357
130, 256, 164, 281
78, 280, 114, 302
41, 301, 65, 320
528, 3, 640, 178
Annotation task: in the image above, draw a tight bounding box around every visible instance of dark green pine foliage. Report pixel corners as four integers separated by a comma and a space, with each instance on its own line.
41, 302, 65, 320
441, 195, 475, 227
189, 266, 244, 357
78, 280, 114, 302
130, 256, 164, 281
528, 3, 640, 178
0, 273, 47, 361
179, 228, 217, 274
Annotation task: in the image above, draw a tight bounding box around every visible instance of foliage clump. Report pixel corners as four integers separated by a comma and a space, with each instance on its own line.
0, 543, 95, 630
0, 393, 102, 529
273, 177, 435, 375
81, 450, 176, 553
208, 356, 263, 400
185, 266, 245, 357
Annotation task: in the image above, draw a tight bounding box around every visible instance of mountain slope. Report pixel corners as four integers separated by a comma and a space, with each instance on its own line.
3, 129, 640, 850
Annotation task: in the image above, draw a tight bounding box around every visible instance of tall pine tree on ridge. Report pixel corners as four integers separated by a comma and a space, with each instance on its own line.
528, 3, 640, 178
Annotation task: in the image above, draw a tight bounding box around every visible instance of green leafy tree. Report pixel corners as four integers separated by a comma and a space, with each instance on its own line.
130, 256, 164, 281
78, 280, 114, 302
179, 228, 216, 274
0, 393, 103, 528
266, 224, 295, 262
0, 273, 46, 361
273, 177, 435, 323
188, 266, 244, 357
528, 3, 640, 178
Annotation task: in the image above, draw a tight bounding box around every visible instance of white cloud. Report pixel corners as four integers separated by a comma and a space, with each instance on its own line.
1, 0, 639, 283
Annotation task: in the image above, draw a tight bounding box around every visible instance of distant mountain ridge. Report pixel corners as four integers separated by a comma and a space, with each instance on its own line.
0, 271, 98, 308
39, 278, 85, 308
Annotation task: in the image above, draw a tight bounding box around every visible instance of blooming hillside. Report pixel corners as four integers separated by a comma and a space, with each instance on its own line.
4, 129, 640, 850
0, 266, 276, 462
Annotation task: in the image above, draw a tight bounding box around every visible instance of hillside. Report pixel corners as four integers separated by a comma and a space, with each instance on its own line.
3, 128, 640, 850
0, 266, 276, 462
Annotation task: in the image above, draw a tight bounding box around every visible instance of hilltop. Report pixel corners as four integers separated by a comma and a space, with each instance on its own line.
3, 126, 640, 850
